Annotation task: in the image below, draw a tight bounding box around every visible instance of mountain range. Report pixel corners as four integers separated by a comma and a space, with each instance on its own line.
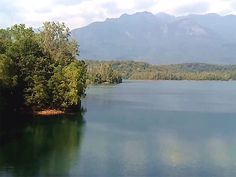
71, 12, 236, 64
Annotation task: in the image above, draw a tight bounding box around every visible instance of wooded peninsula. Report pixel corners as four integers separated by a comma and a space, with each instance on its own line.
0, 22, 88, 113
0, 22, 121, 114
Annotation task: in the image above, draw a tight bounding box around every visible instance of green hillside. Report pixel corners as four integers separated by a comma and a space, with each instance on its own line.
86, 60, 236, 81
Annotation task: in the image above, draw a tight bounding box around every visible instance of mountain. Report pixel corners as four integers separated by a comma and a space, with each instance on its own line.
71, 12, 236, 64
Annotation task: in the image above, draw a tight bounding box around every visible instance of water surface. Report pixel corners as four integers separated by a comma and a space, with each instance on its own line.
1, 80, 236, 177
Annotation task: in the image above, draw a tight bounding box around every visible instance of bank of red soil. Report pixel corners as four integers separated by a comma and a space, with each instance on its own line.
34, 109, 65, 116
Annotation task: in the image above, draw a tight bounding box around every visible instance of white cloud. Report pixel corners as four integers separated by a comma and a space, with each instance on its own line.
208, 0, 233, 14
0, 0, 236, 29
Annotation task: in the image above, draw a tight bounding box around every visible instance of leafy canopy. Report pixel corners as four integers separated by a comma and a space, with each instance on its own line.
0, 22, 87, 111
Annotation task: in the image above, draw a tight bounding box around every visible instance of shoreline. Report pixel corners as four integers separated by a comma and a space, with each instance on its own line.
34, 109, 65, 116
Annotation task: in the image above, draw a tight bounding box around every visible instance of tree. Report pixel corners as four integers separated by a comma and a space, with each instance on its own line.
0, 22, 87, 112
24, 74, 49, 108
39, 22, 78, 66
87, 62, 122, 84
48, 61, 87, 109
0, 55, 13, 87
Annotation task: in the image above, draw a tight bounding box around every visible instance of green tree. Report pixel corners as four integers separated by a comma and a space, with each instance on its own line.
87, 62, 122, 84
48, 61, 87, 109
24, 75, 49, 108
39, 22, 78, 66
0, 22, 87, 112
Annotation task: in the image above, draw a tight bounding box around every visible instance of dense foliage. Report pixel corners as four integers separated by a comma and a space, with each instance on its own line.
86, 60, 236, 81
86, 61, 122, 84
0, 22, 87, 111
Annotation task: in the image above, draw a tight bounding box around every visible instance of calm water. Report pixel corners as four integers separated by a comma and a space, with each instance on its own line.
1, 80, 236, 177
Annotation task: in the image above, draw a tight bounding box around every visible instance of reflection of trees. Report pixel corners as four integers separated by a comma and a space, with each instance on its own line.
0, 112, 85, 177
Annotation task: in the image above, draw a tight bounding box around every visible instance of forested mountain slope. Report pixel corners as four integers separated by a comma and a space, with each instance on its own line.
72, 12, 236, 64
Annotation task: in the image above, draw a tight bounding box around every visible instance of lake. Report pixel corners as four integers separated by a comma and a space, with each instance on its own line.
1, 80, 236, 177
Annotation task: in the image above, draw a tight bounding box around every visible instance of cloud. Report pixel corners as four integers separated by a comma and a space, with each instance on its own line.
174, 2, 210, 15
0, 0, 24, 27
134, 0, 156, 9
0, 0, 236, 29
55, 0, 87, 6
207, 0, 233, 15
232, 1, 236, 8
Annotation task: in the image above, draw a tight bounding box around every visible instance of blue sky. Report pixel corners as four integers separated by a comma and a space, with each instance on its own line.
1, 0, 236, 29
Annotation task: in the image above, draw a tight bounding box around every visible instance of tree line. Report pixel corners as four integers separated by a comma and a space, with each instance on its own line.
86, 60, 236, 81
86, 61, 122, 84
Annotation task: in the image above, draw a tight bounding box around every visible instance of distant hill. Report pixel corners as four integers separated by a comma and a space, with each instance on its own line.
71, 12, 236, 64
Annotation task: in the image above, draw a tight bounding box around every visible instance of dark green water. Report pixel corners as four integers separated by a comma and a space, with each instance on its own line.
1, 80, 236, 177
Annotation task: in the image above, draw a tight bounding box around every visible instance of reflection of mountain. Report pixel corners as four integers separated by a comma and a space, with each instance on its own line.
0, 113, 85, 176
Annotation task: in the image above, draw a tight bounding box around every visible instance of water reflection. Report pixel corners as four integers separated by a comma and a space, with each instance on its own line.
0, 109, 85, 177
77, 82, 236, 177
77, 115, 236, 177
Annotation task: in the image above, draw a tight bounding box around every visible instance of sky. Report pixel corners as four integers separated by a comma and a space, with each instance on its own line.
1, 0, 236, 29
